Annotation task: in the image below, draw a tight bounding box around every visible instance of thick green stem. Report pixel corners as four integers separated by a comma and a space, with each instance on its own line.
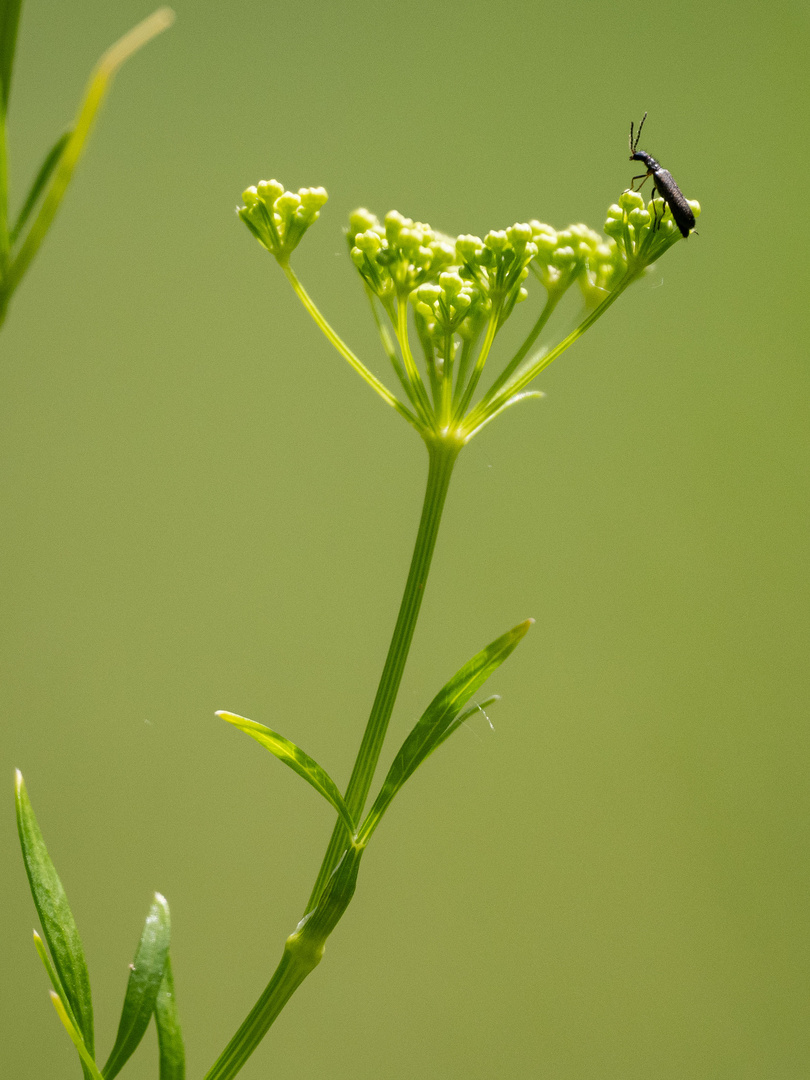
202, 941, 317, 1080
306, 435, 459, 909
202, 438, 460, 1080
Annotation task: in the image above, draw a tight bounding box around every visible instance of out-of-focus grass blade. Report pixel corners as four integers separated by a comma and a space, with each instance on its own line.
50, 992, 104, 1080
0, 0, 23, 112
15, 770, 95, 1055
358, 620, 533, 844
155, 953, 185, 1080
102, 893, 171, 1080
10, 129, 70, 242
4, 7, 174, 296
218, 712, 356, 835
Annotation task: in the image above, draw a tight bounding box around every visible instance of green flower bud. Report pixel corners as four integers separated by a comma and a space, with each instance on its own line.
350, 246, 367, 268
531, 231, 557, 257
619, 189, 645, 211
568, 223, 601, 247
385, 210, 408, 244
416, 282, 442, 303
456, 234, 484, 261
603, 216, 623, 238
276, 191, 301, 214
484, 230, 508, 252
349, 207, 380, 234
299, 186, 328, 211
257, 179, 284, 207
429, 240, 456, 270
412, 245, 434, 268
507, 222, 533, 249
629, 207, 651, 228
397, 227, 422, 256
530, 220, 557, 242
551, 245, 576, 267
439, 270, 464, 296
355, 230, 382, 254
242, 186, 259, 208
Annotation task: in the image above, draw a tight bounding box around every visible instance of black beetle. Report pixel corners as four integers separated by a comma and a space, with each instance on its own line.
629, 113, 695, 238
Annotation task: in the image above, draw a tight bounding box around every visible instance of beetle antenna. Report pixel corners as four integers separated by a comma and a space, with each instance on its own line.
629, 120, 634, 154
634, 111, 648, 151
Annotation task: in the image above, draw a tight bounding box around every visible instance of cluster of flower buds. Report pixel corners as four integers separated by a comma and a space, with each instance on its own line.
455, 224, 536, 326
527, 221, 627, 309
604, 189, 700, 269
348, 209, 457, 306
238, 180, 329, 263
412, 269, 487, 361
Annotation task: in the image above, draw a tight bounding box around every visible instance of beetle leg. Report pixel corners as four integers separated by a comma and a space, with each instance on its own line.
630, 171, 652, 194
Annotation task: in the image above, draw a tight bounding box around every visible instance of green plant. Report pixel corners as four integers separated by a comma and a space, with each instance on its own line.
0, 2, 173, 333
15, 170, 698, 1077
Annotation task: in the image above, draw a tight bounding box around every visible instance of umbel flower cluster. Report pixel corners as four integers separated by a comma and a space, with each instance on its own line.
238, 180, 699, 444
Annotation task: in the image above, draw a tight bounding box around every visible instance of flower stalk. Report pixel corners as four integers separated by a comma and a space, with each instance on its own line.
196, 174, 703, 1080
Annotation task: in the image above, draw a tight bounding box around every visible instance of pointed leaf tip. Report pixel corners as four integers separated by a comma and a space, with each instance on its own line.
101, 892, 171, 1080
218, 711, 356, 835
16, 773, 95, 1054
357, 617, 533, 844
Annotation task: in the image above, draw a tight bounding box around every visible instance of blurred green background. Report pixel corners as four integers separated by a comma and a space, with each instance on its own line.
2, 0, 808, 1077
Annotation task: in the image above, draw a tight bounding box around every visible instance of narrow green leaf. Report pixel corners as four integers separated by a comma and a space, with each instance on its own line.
102, 893, 171, 1080
10, 129, 71, 243
358, 620, 533, 844
33, 930, 79, 1023
15, 770, 95, 1054
155, 953, 185, 1080
218, 712, 356, 835
50, 992, 104, 1080
0, 0, 23, 112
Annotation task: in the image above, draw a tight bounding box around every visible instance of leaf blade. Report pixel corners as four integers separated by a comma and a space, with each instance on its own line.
0, 0, 23, 113
50, 992, 104, 1080
3, 7, 174, 298
155, 953, 185, 1080
358, 620, 532, 844
15, 770, 95, 1054
10, 129, 71, 243
218, 712, 356, 835
102, 892, 171, 1080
